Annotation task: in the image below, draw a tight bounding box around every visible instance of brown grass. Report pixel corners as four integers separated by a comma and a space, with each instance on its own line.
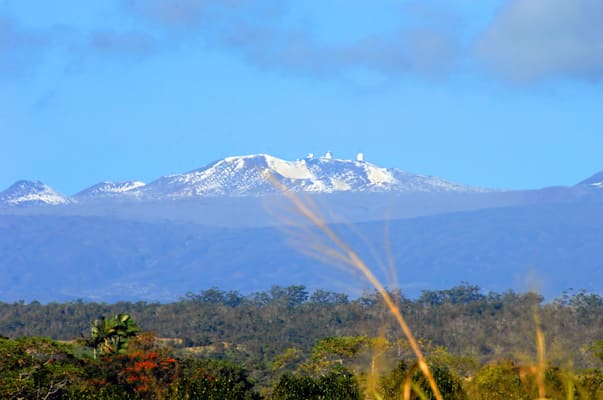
267, 173, 443, 400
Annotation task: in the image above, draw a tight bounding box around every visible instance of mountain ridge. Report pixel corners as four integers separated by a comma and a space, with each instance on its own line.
2, 154, 600, 208
0, 153, 488, 207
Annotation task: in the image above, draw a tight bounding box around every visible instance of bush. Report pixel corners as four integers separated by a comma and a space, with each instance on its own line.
379, 360, 466, 400
272, 366, 360, 400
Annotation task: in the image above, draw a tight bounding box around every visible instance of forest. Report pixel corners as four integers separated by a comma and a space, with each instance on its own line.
1, 284, 603, 398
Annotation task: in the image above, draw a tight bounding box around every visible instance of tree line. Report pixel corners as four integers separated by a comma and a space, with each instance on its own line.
1, 284, 603, 397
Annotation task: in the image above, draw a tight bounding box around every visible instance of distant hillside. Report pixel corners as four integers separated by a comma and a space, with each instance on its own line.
1, 195, 602, 302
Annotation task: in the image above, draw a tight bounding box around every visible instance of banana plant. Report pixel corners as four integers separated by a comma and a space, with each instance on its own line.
87, 314, 139, 359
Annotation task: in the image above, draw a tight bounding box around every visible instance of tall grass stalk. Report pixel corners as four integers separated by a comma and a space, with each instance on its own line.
534, 309, 547, 400
268, 174, 443, 400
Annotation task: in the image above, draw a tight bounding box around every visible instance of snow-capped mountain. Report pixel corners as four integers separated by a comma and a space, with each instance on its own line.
577, 171, 603, 187
8, 154, 603, 205
0, 180, 71, 207
137, 153, 486, 198
75, 180, 146, 198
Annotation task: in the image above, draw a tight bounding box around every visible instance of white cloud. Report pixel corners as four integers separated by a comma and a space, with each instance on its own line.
476, 0, 603, 82
122, 0, 461, 79
0, 17, 58, 77
0, 14, 158, 80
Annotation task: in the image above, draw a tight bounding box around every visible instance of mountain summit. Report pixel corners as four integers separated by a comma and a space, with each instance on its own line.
0, 180, 71, 207
137, 153, 486, 198
74, 181, 146, 198
577, 171, 603, 187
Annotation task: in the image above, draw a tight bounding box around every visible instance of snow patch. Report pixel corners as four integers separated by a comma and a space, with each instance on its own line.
330, 178, 352, 191
265, 157, 314, 180
365, 164, 397, 185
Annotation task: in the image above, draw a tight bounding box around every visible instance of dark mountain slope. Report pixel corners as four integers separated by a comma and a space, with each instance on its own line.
1, 194, 602, 302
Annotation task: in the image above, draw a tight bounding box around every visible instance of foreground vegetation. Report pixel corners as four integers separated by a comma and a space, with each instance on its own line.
1, 284, 603, 398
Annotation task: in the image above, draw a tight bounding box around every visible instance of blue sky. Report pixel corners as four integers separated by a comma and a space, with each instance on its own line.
1, 0, 602, 194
